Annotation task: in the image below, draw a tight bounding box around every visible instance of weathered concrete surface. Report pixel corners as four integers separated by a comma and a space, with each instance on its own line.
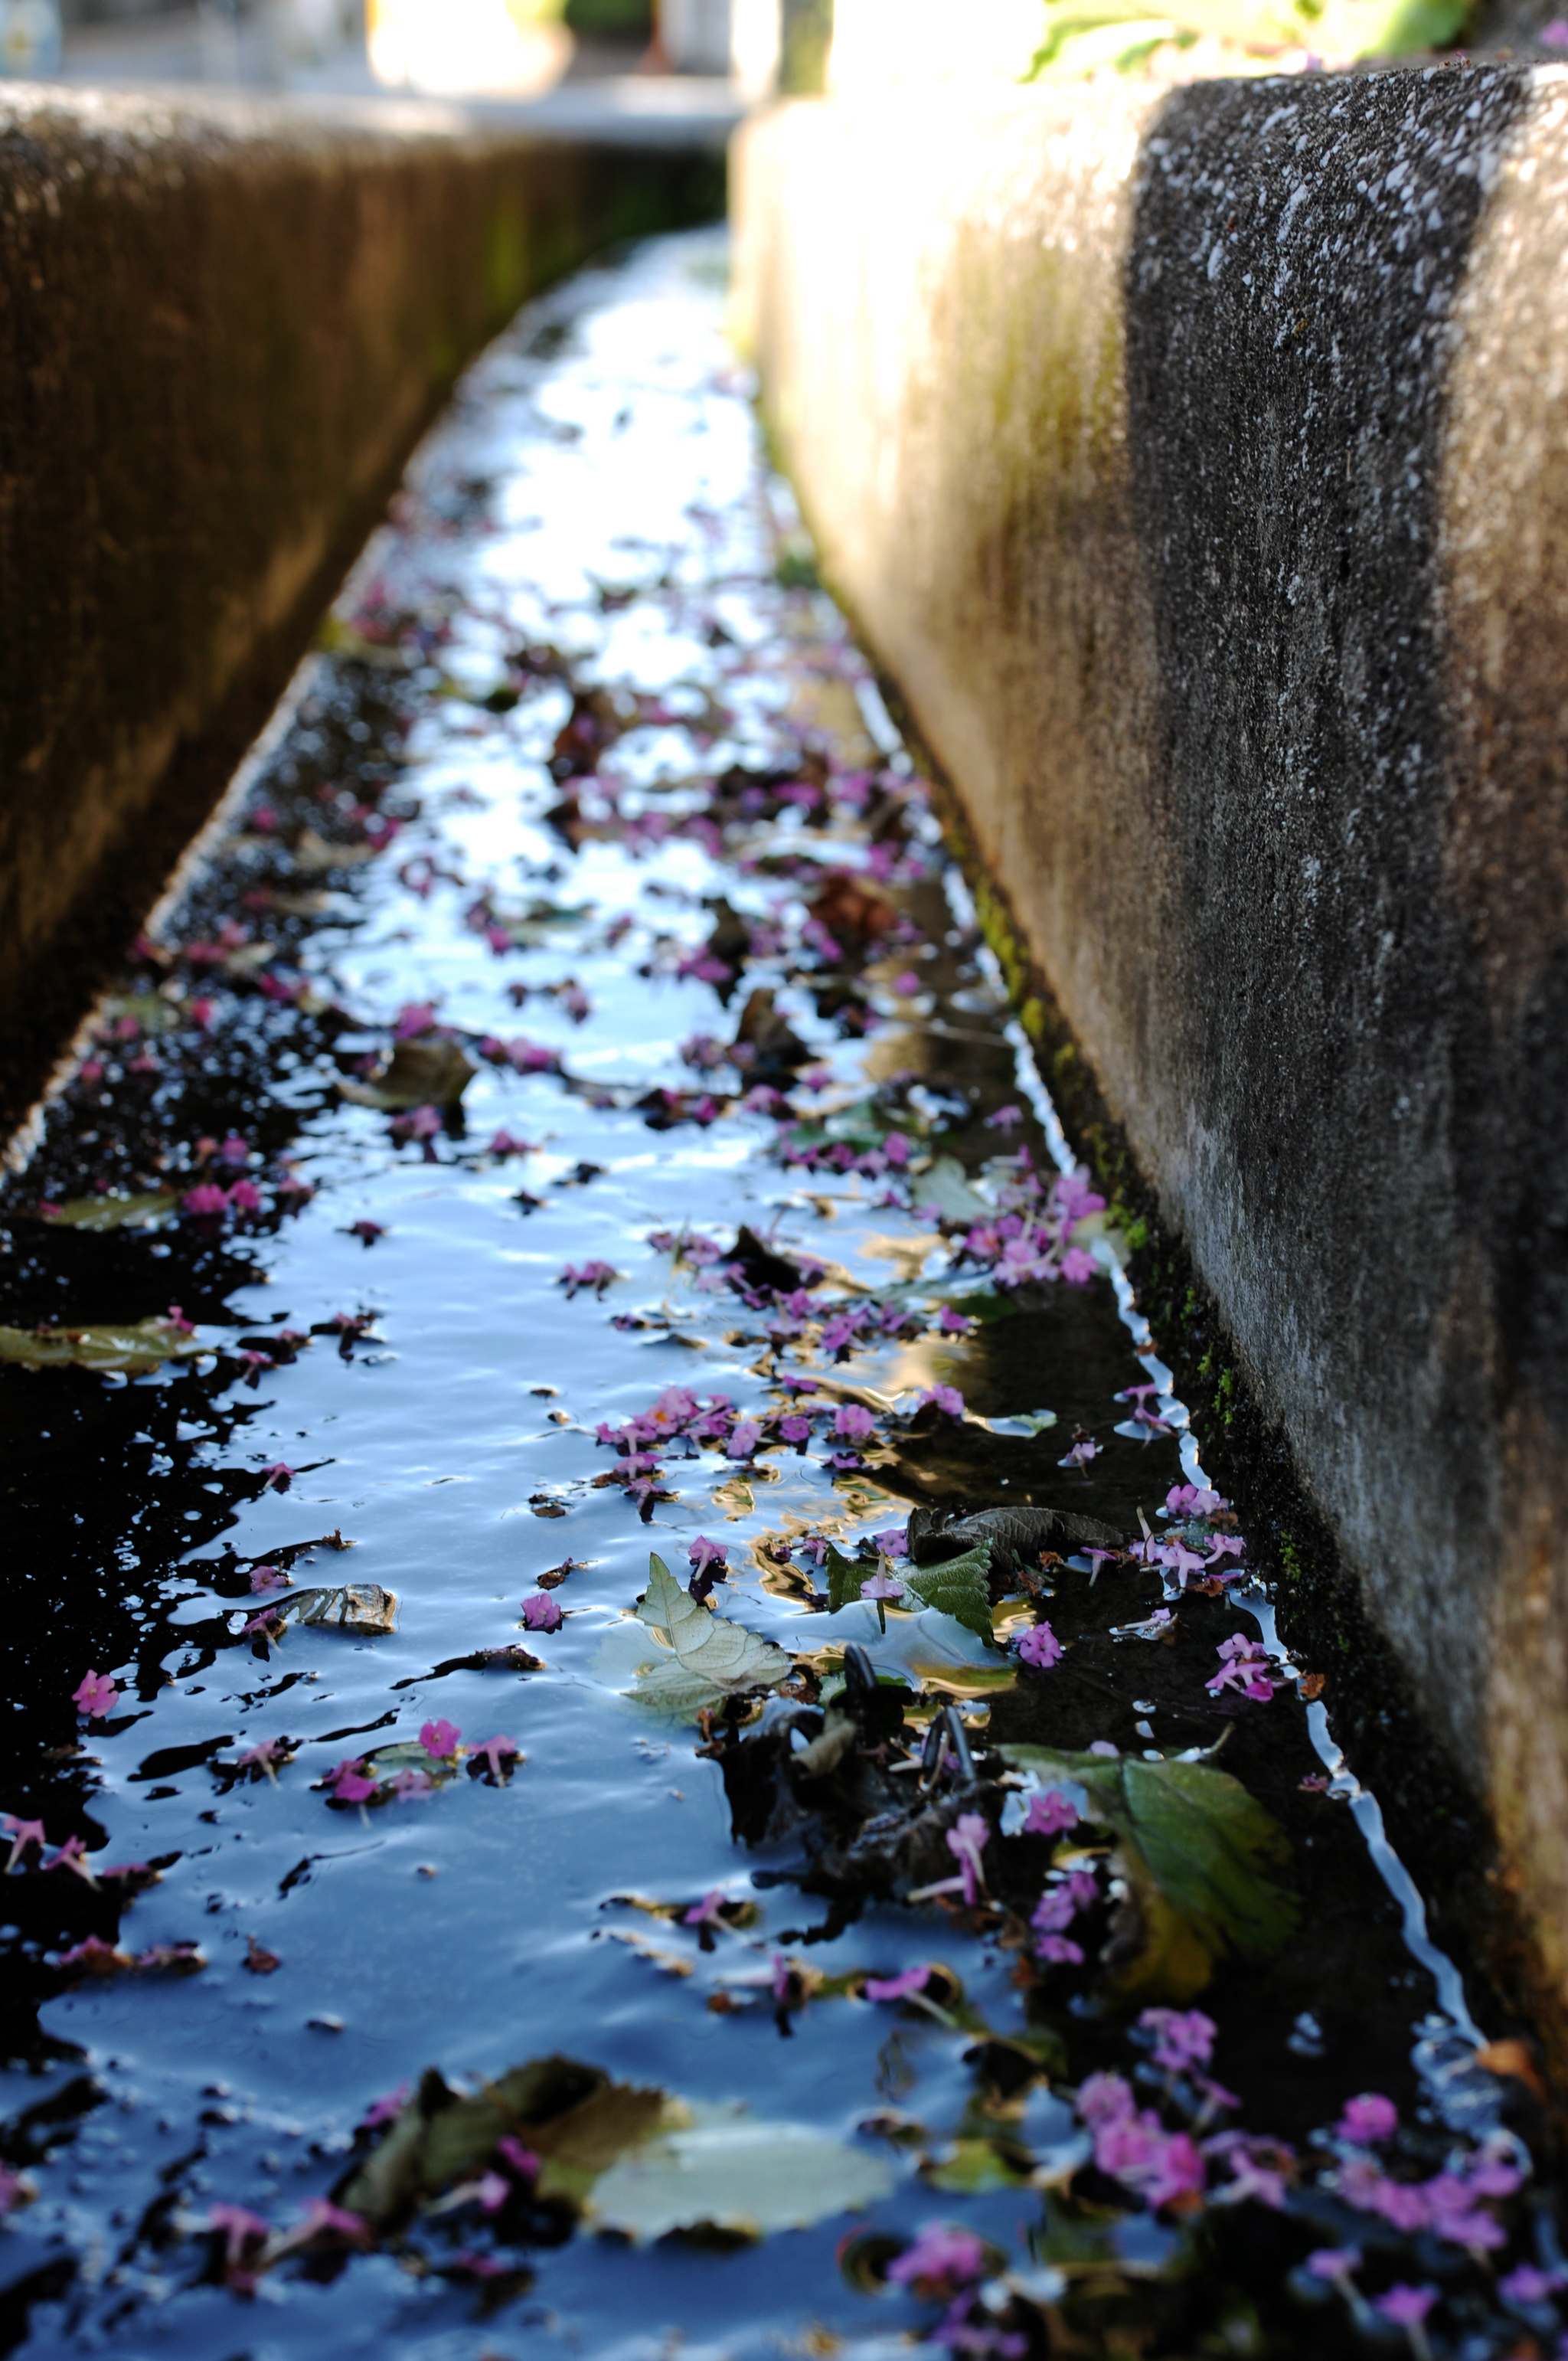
0, 86, 720, 1140
734, 68, 1568, 2045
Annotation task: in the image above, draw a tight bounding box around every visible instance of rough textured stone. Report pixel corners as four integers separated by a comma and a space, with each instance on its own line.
733, 67, 1568, 2041
0, 87, 720, 1140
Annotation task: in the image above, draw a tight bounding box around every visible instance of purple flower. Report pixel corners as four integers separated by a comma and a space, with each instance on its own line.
1374, 2286, 1436, 2330
474, 1735, 519, 1781
1166, 1484, 1227, 1516
1139, 2007, 1217, 2073
1305, 2246, 1361, 2281
297, 2198, 371, 2248
1023, 1788, 1078, 1838
1059, 1436, 1099, 1472
833, 1403, 877, 1440
496, 2134, 540, 2183
521, 1594, 564, 1633
2, 1816, 46, 1872
329, 1758, 379, 1804
860, 1570, 905, 1602
936, 1306, 972, 1335
1060, 1248, 1099, 1285
886, 2223, 987, 2292
1035, 1934, 1083, 1964
262, 1462, 294, 1490
1501, 2264, 1565, 2304
72, 1670, 119, 1719
419, 1719, 460, 1760
863, 1964, 931, 2003
182, 1182, 230, 1218
1206, 1633, 1274, 1702
1054, 1172, 1105, 1223
683, 1889, 729, 1930
919, 1385, 965, 1419
944, 1812, 991, 1905
1336, 2092, 1397, 2144
726, 1418, 763, 1459
1018, 1621, 1062, 1670
560, 1260, 617, 1299
985, 1105, 1023, 1130
1032, 1871, 1097, 1941
778, 1414, 812, 1444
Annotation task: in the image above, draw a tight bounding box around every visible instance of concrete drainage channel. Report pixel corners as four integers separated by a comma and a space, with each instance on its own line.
1, 54, 1566, 2361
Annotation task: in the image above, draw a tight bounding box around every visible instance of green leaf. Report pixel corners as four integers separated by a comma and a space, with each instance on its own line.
920, 2137, 1034, 2194
913, 1156, 995, 1225
631, 1555, 793, 1718
1000, 1745, 1297, 2000
31, 1191, 182, 1231
902, 1545, 994, 1640
0, 1316, 207, 1373
339, 1036, 475, 1111
823, 1544, 870, 1613
340, 2056, 667, 2231
338, 2058, 890, 2245
586, 2111, 893, 2240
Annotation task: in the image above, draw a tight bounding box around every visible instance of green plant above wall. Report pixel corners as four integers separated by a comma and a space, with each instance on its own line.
1026, 0, 1470, 75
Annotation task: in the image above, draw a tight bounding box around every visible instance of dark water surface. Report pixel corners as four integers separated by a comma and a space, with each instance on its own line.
0, 232, 1557, 2361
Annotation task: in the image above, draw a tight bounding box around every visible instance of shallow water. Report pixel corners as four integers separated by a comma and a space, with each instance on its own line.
0, 231, 1557, 2360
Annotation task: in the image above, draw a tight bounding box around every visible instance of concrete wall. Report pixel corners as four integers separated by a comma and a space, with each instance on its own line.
0, 85, 720, 1140
733, 68, 1568, 2045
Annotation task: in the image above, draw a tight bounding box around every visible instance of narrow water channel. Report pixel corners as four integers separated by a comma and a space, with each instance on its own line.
0, 229, 1557, 2361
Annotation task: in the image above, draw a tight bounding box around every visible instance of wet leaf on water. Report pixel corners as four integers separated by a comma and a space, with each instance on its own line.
631, 1556, 793, 1717
0, 1317, 207, 1373
901, 1546, 995, 1640
339, 1036, 475, 1110
293, 829, 380, 872
30, 1191, 182, 1231
249, 1584, 397, 1637
585, 2111, 893, 2242
100, 991, 183, 1036
999, 1745, 1298, 2000
913, 1157, 995, 1225
823, 1544, 871, 1613
920, 2136, 1034, 2193
341, 2056, 667, 2231
315, 613, 411, 669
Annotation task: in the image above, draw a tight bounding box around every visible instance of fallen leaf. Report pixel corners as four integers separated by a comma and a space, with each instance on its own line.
586, 2111, 893, 2241
919, 2136, 1034, 2193
0, 1317, 207, 1373
245, 1584, 397, 1638
913, 1158, 995, 1225
29, 1191, 181, 1231
1000, 1744, 1298, 2001
339, 1036, 475, 1111
631, 1556, 793, 1717
293, 828, 379, 872
824, 1544, 871, 1614
902, 1545, 995, 1641
1476, 2039, 1546, 2100
341, 2056, 666, 2231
